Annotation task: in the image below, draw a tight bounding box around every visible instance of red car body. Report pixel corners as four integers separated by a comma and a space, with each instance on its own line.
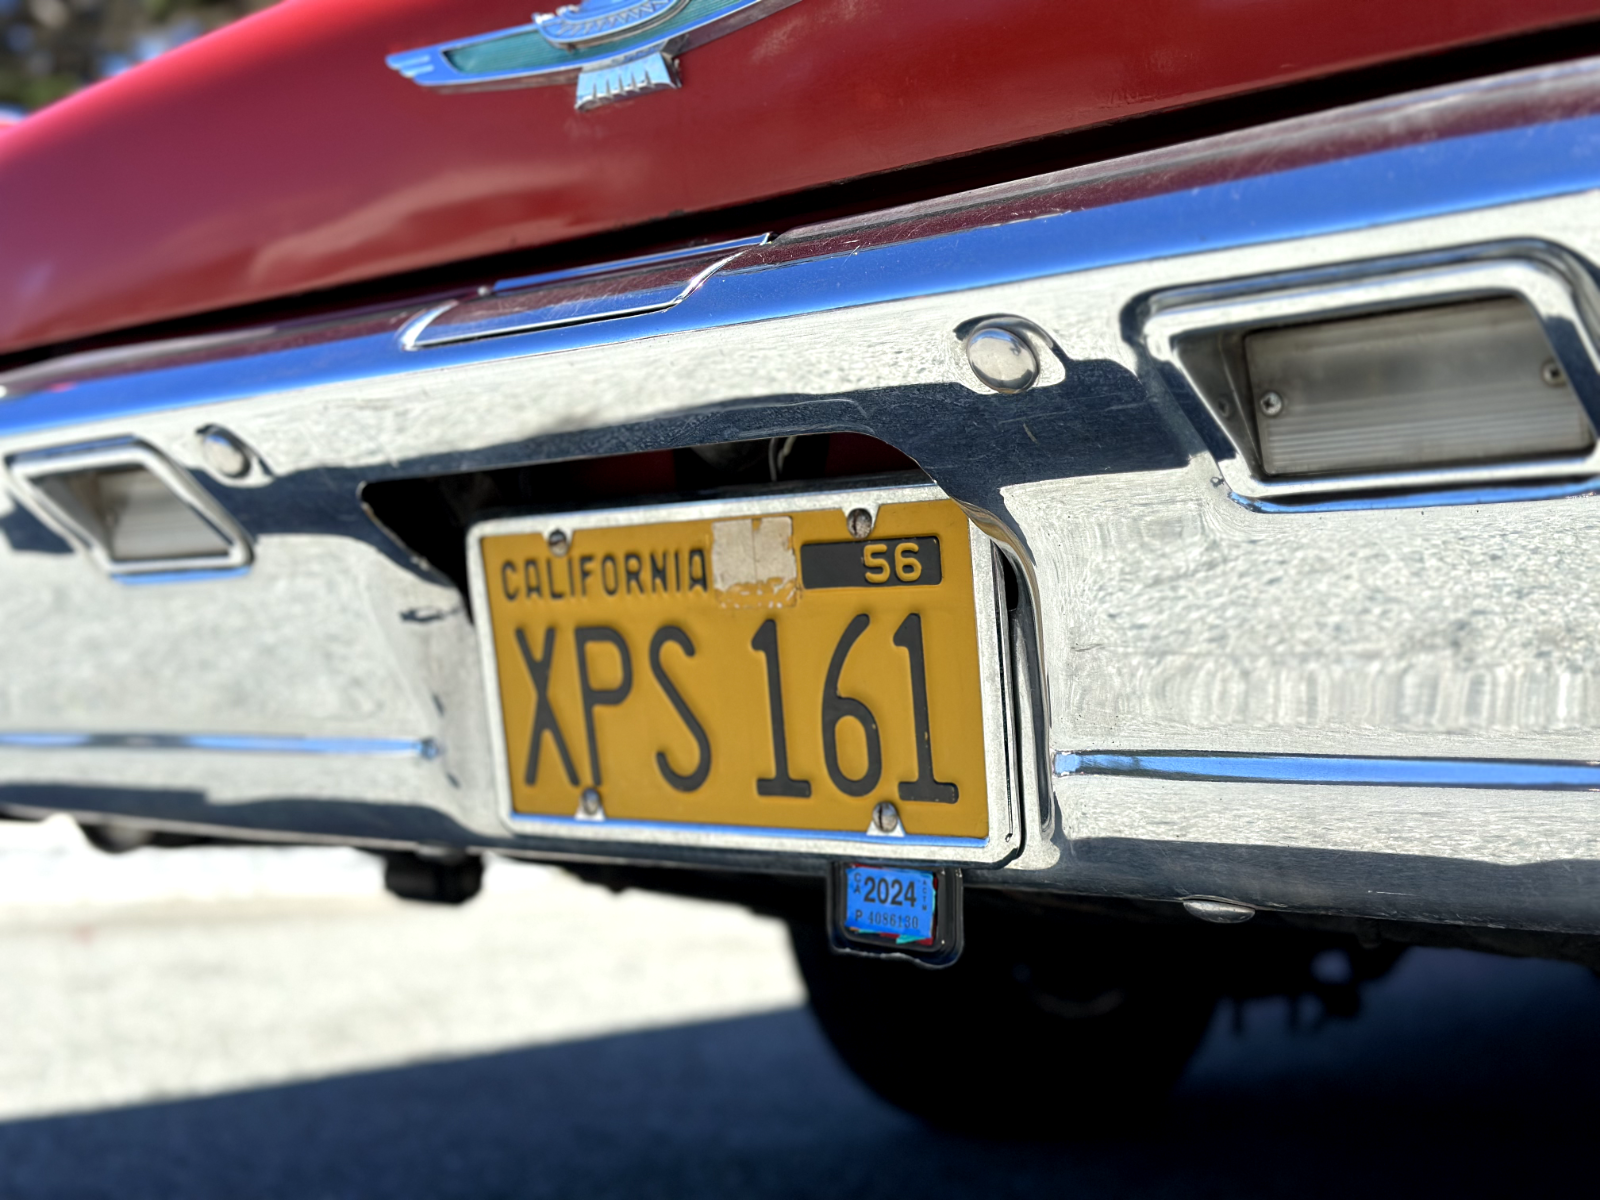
1, 0, 1598, 357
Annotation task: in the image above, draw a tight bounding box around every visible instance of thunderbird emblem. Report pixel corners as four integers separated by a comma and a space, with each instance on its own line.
388, 0, 803, 111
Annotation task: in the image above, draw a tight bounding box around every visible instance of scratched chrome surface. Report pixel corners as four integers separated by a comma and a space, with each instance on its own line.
6, 59, 1600, 928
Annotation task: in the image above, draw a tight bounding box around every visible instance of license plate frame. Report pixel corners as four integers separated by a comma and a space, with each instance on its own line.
465, 483, 1017, 863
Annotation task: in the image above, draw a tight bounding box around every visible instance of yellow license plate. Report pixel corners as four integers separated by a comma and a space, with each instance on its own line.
474, 496, 992, 840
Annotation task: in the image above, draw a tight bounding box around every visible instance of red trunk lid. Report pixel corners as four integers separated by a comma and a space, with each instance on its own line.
1, 0, 1597, 355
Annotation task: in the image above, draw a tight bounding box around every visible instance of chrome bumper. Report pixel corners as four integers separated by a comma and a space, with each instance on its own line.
7, 58, 1600, 932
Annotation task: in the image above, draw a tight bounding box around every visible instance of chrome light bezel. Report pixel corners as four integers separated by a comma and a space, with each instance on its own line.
6, 438, 253, 578
1143, 248, 1600, 503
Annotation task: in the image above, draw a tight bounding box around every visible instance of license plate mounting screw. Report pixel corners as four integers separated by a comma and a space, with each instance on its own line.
548, 529, 570, 556
577, 787, 605, 819
197, 426, 253, 479
1182, 897, 1255, 923
846, 508, 874, 539
964, 322, 1040, 394
871, 801, 901, 834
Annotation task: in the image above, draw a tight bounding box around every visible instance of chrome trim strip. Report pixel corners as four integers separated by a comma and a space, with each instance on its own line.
1056, 751, 1600, 790
0, 732, 437, 757
1230, 475, 1600, 513
112, 567, 253, 586
493, 816, 982, 851
489, 234, 770, 295
407, 239, 765, 349
396, 302, 459, 352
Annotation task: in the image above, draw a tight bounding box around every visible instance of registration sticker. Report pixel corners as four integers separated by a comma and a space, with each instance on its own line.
843, 865, 936, 944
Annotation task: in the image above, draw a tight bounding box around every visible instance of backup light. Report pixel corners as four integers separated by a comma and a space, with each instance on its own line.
1246, 296, 1593, 477
8, 441, 251, 576
1143, 253, 1600, 500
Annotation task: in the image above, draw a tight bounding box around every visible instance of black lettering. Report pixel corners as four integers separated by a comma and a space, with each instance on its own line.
578, 555, 595, 596
674, 550, 682, 592
548, 558, 566, 599
751, 619, 810, 797
822, 614, 882, 796
574, 626, 633, 787
514, 627, 578, 788
602, 554, 619, 596
651, 552, 668, 593
500, 561, 518, 601
687, 548, 707, 592
649, 626, 711, 792
625, 553, 643, 594
524, 558, 541, 599
893, 612, 958, 802
567, 556, 575, 597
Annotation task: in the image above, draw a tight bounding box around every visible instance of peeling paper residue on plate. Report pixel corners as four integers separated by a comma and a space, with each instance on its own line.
711, 517, 796, 607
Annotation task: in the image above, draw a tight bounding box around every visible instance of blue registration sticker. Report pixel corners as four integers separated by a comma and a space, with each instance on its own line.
843, 865, 937, 944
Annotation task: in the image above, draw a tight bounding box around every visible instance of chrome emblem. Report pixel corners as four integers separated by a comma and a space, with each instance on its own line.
387, 0, 803, 112
535, 0, 690, 49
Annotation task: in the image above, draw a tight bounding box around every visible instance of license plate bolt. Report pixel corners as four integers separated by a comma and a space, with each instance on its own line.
964, 322, 1040, 394
577, 786, 605, 821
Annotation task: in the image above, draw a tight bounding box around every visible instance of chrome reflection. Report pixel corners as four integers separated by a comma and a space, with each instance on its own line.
1057, 751, 1600, 790
0, 732, 437, 757
402, 235, 768, 349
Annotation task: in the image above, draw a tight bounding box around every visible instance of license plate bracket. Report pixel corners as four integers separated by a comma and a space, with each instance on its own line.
466, 484, 1016, 863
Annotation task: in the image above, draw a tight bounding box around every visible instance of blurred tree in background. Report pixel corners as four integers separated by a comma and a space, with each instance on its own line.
1, 0, 278, 111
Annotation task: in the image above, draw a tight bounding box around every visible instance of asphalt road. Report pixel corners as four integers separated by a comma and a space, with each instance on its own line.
0, 816, 1597, 1199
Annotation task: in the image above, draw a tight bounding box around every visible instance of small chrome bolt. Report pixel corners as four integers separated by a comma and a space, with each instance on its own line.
198, 427, 251, 478
548, 530, 570, 557
579, 787, 602, 816
1182, 898, 1255, 924
846, 508, 874, 539
964, 324, 1040, 394
872, 801, 900, 834
1542, 359, 1567, 387
1257, 391, 1285, 418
